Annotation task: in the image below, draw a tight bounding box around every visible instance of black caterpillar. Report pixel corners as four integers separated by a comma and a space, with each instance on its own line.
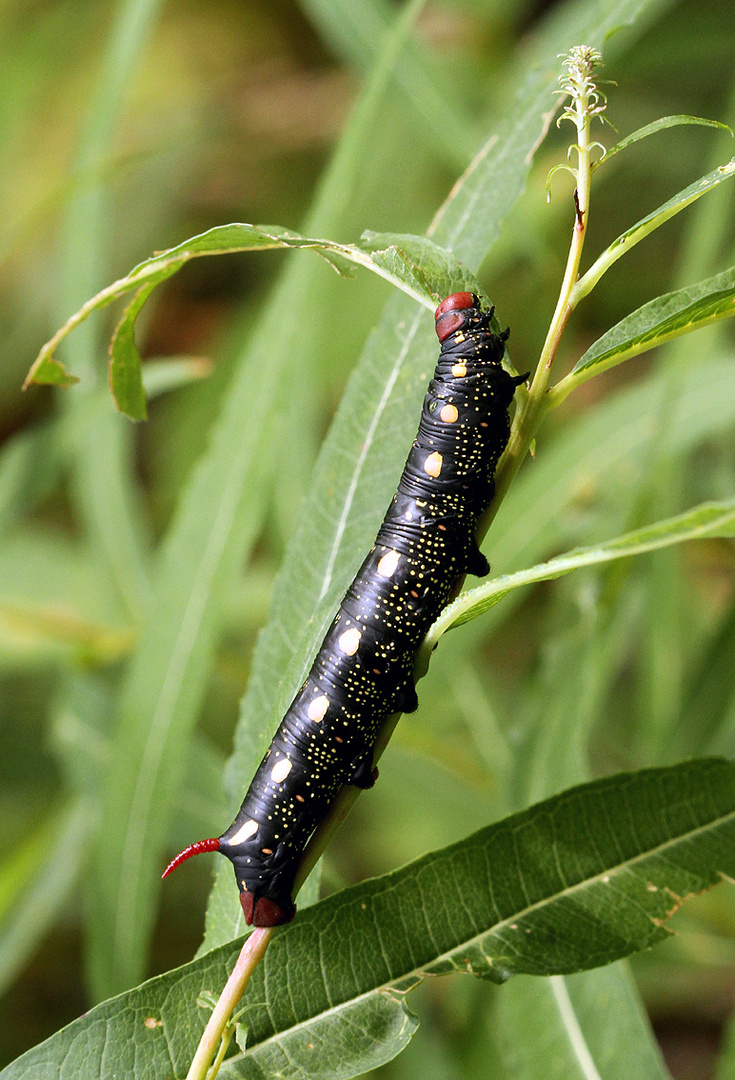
164, 292, 525, 926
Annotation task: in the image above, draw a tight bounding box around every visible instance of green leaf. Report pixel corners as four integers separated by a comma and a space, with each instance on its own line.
86, 349, 275, 996
597, 114, 732, 168
52, 0, 164, 624
26, 224, 463, 416
422, 497, 735, 654
4, 758, 735, 1080
298, 0, 482, 168
21, 354, 80, 388
107, 284, 156, 421
360, 231, 484, 303
0, 529, 132, 666
556, 265, 735, 393
572, 159, 735, 303
676, 605, 735, 760
140, 356, 213, 399
0, 423, 64, 532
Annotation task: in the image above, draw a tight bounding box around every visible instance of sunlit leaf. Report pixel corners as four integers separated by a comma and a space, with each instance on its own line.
573, 159, 735, 302
25, 224, 471, 417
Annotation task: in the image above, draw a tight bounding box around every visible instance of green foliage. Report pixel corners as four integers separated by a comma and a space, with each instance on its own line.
570, 263, 735, 379
4, 760, 735, 1079
2, 0, 735, 1077
27, 225, 483, 419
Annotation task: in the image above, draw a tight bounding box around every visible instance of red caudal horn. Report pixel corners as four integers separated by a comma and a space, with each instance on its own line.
162, 837, 220, 879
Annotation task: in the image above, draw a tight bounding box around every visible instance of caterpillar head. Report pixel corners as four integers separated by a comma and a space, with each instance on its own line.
434, 292, 484, 342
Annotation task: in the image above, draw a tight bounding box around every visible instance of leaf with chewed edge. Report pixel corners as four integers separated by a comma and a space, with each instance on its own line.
3, 758, 735, 1080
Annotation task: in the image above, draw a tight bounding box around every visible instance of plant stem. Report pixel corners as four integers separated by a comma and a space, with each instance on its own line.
185, 928, 274, 1080
481, 49, 600, 540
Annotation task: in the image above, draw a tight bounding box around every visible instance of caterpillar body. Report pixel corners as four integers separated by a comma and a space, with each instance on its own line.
164, 292, 524, 927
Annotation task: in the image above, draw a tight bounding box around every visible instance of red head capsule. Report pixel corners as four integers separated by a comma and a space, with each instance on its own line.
434, 292, 480, 343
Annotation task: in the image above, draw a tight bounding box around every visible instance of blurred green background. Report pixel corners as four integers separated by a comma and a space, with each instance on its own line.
1, 0, 735, 1076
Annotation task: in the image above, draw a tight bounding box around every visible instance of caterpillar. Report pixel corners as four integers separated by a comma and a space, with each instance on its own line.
164, 292, 525, 927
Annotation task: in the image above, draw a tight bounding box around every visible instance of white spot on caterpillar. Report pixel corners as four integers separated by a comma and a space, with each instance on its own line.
451, 362, 467, 377
270, 758, 292, 783
424, 452, 443, 478
377, 550, 400, 577
308, 694, 329, 722
440, 403, 458, 423
228, 818, 258, 845
338, 627, 361, 655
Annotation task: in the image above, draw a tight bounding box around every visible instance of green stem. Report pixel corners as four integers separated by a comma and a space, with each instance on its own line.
480, 81, 596, 542
185, 928, 274, 1080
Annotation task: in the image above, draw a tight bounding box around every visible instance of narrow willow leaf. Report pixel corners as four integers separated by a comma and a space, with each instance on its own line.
299, 0, 482, 167
422, 497, 735, 655
486, 358, 735, 592
23, 260, 178, 393
0, 422, 63, 532
107, 283, 156, 420
676, 605, 735, 760
573, 159, 735, 302
0, 529, 132, 664
44, 0, 165, 628
555, 265, 735, 394
597, 114, 732, 168
87, 355, 276, 996
24, 224, 455, 407
140, 356, 213, 399
427, 0, 678, 265
3, 759, 735, 1080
